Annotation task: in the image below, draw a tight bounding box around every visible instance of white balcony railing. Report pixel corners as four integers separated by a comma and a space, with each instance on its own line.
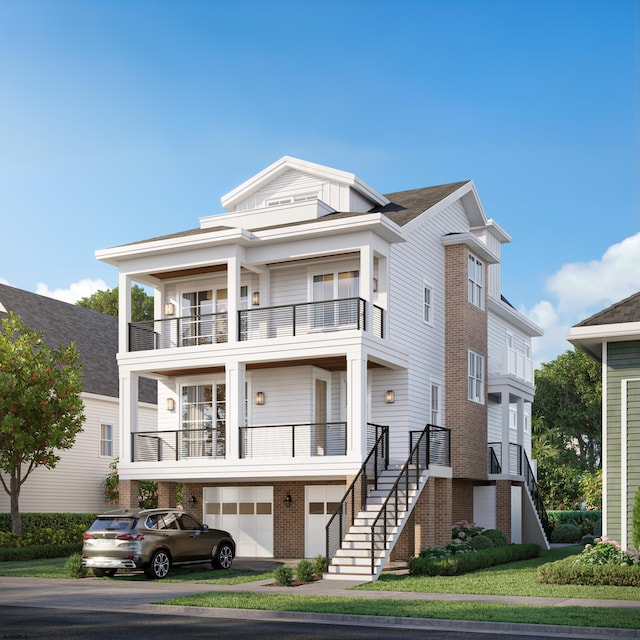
488, 346, 534, 384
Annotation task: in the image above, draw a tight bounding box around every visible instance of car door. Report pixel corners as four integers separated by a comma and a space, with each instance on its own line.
177, 513, 214, 561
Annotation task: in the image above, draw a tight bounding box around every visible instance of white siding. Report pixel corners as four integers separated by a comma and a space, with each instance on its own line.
235, 170, 326, 211
0, 396, 155, 514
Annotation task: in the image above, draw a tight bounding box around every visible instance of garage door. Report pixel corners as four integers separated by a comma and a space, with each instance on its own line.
203, 486, 273, 558
305, 485, 345, 558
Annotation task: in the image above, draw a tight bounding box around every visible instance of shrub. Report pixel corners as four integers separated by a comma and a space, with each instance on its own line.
451, 520, 483, 541
273, 565, 294, 586
547, 510, 602, 536
538, 556, 640, 587
549, 523, 582, 543
581, 534, 596, 547
576, 538, 638, 567
0, 543, 81, 562
295, 559, 315, 583
409, 543, 539, 576
480, 529, 507, 546
469, 534, 494, 550
65, 553, 87, 578
312, 555, 327, 578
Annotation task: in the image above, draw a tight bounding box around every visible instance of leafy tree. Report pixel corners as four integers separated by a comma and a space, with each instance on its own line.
0, 312, 85, 534
76, 285, 153, 322
533, 349, 601, 474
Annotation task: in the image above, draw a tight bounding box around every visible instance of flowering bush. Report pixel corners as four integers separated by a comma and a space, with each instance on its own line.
451, 520, 483, 541
575, 538, 639, 567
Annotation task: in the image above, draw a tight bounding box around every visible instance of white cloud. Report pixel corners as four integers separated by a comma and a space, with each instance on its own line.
0, 277, 9, 285
524, 232, 640, 367
35, 278, 109, 304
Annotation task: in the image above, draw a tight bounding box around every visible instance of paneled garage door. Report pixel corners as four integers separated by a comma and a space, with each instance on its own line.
203, 486, 273, 557
305, 485, 344, 558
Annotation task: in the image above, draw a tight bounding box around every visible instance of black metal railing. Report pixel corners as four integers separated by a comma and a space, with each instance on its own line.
325, 424, 389, 563
409, 425, 451, 467
368, 424, 451, 573
129, 313, 228, 351
239, 422, 347, 458
487, 442, 549, 537
239, 297, 382, 341
132, 427, 226, 462
373, 304, 384, 338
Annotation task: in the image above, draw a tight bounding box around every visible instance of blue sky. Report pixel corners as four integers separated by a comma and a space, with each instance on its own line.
0, 0, 637, 365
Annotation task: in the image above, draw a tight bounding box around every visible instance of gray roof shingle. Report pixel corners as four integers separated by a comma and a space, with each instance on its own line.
0, 284, 156, 404
574, 291, 640, 327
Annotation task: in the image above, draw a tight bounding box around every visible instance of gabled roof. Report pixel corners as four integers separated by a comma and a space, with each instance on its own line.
0, 284, 156, 403
575, 291, 640, 327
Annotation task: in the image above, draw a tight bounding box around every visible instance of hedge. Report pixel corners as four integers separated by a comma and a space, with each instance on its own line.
0, 543, 82, 562
409, 543, 540, 576
547, 510, 602, 537
0, 513, 96, 533
538, 556, 640, 587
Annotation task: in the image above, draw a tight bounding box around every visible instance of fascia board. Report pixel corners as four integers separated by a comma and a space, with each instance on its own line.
567, 322, 640, 344
95, 228, 254, 266
441, 232, 500, 264
471, 218, 512, 244
221, 156, 389, 210
488, 297, 543, 337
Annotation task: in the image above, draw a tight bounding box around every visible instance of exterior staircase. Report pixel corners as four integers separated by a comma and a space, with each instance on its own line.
325, 423, 450, 582
325, 467, 427, 581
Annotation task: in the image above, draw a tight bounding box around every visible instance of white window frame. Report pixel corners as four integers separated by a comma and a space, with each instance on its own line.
468, 254, 484, 309
468, 350, 485, 404
422, 282, 433, 325
99, 423, 113, 458
430, 381, 441, 425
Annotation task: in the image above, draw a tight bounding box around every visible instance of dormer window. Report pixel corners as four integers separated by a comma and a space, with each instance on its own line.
266, 193, 317, 207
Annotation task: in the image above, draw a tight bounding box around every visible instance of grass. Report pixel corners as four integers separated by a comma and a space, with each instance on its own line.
359, 546, 640, 601
161, 592, 640, 630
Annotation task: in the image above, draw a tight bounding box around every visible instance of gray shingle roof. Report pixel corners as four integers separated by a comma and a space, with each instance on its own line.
574, 291, 640, 327
0, 284, 156, 404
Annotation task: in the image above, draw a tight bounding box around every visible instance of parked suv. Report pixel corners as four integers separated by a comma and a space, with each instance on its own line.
82, 508, 235, 579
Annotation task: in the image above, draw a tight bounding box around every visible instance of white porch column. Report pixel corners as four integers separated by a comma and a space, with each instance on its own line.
359, 245, 373, 334
516, 397, 525, 450
226, 361, 245, 461
347, 352, 368, 460
227, 255, 240, 343
118, 273, 132, 353
500, 387, 511, 473
119, 371, 139, 463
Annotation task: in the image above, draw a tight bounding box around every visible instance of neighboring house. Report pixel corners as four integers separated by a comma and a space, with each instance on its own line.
96, 156, 545, 579
568, 291, 640, 552
0, 284, 157, 514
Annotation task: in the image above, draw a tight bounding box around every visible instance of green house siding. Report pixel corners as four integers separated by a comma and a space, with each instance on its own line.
607, 341, 640, 549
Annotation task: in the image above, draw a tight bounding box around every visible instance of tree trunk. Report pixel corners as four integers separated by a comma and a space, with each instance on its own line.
10, 471, 22, 535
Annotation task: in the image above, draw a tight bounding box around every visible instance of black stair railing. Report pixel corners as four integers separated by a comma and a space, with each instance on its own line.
368, 424, 451, 574
325, 424, 389, 563
521, 449, 550, 536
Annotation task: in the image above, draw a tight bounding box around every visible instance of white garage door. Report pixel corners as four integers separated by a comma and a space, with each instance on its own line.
203, 486, 273, 558
305, 485, 345, 558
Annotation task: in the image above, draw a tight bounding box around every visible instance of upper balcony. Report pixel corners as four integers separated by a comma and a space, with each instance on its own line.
128, 297, 384, 352
488, 346, 534, 385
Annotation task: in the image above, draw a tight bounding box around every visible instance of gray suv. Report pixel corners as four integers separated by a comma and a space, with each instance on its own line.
82, 508, 235, 579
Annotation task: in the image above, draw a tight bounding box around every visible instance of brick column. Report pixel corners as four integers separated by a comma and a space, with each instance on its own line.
496, 480, 512, 542
118, 479, 139, 509
157, 482, 177, 508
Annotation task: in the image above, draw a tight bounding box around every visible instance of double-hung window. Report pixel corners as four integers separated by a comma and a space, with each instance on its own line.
99, 423, 113, 457
430, 382, 440, 425
468, 350, 484, 404
468, 254, 484, 309
423, 282, 433, 325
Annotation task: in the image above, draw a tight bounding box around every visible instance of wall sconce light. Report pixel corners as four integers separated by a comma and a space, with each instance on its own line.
252, 291, 260, 306
284, 492, 292, 505
385, 390, 395, 404
189, 494, 197, 504
166, 397, 176, 411
255, 391, 265, 406
164, 302, 175, 316
373, 277, 378, 293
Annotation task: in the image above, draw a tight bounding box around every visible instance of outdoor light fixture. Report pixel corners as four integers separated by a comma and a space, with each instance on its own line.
255, 391, 265, 406
166, 397, 176, 411
284, 493, 292, 505
189, 495, 197, 504
164, 302, 175, 316
252, 291, 260, 306
373, 277, 378, 292
385, 390, 395, 404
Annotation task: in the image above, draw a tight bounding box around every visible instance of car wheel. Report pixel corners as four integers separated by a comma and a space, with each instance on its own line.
144, 549, 171, 579
92, 568, 117, 578
213, 542, 234, 570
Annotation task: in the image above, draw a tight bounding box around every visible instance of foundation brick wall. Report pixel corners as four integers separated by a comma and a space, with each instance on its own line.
157, 482, 177, 508
496, 480, 512, 542
452, 479, 475, 524
118, 480, 139, 509
444, 244, 488, 481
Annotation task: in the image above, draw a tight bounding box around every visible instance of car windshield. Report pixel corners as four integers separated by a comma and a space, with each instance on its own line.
89, 516, 137, 532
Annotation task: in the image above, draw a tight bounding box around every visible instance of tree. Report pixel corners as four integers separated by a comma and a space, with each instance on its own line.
76, 285, 153, 322
0, 312, 85, 534
533, 349, 602, 474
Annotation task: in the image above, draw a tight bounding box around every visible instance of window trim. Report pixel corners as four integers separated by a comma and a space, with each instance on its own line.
422, 281, 433, 326
99, 423, 113, 458
468, 350, 485, 404
468, 253, 484, 309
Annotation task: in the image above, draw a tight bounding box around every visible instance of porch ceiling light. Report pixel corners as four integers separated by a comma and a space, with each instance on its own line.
385, 390, 395, 404
164, 302, 175, 316
166, 397, 176, 411
252, 291, 260, 306
255, 391, 265, 406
